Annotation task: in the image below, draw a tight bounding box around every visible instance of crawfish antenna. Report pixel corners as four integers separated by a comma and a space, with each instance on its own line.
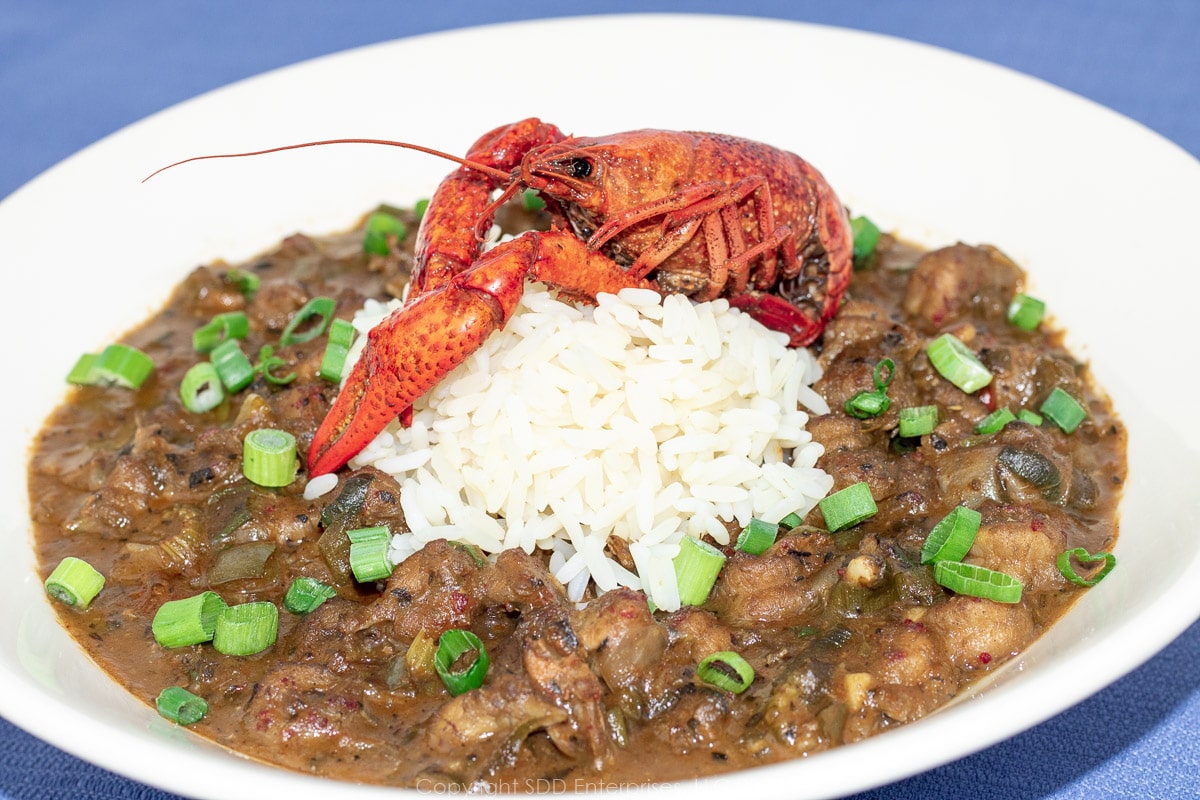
142, 138, 513, 183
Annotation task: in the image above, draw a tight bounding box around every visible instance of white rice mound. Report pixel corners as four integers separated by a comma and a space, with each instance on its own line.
322, 281, 834, 612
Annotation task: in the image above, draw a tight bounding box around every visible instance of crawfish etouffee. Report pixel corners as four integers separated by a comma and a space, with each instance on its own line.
29, 201, 1124, 789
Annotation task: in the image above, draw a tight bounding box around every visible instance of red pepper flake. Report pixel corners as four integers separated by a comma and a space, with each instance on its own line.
979, 652, 992, 665
837, 568, 846, 577
331, 694, 362, 712
886, 649, 908, 662
304, 710, 332, 731
449, 591, 470, 614
1030, 516, 1045, 532
902, 619, 927, 632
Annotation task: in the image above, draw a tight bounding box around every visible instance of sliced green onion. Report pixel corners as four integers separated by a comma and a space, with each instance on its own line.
920, 506, 983, 565
779, 512, 803, 529
845, 391, 889, 418
242, 428, 298, 487
328, 317, 356, 348
347, 525, 391, 543
673, 537, 727, 606
521, 188, 546, 212
873, 359, 894, 388
736, 518, 778, 555
212, 601, 278, 656
68, 344, 155, 389
179, 362, 225, 413
318, 318, 356, 382
434, 628, 489, 696
211, 339, 255, 392
347, 526, 394, 582
44, 556, 104, 609
66, 353, 99, 385
933, 561, 1023, 603
1057, 548, 1117, 587
363, 211, 408, 256
975, 407, 1016, 435
254, 344, 296, 385
280, 297, 336, 346
284, 576, 338, 615
899, 405, 939, 437
844, 358, 895, 419
152, 591, 227, 648
96, 343, 156, 388
414, 198, 430, 220
697, 651, 755, 694
192, 311, 249, 353
927, 333, 992, 393
1007, 292, 1046, 332
850, 215, 881, 266
156, 686, 208, 726
223, 268, 259, 298
66, 352, 103, 388
1017, 409, 1043, 426
1040, 387, 1087, 434
819, 482, 877, 533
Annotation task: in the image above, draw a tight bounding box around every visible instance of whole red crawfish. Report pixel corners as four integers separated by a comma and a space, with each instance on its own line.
152, 118, 853, 476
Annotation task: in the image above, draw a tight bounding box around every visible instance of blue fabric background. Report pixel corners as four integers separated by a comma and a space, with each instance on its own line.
2, 1, 1197, 798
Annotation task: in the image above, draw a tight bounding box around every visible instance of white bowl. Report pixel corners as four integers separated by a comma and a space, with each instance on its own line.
3, 14, 1199, 800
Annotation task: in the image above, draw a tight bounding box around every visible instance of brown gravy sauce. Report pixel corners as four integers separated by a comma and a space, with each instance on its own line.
28, 211, 1124, 789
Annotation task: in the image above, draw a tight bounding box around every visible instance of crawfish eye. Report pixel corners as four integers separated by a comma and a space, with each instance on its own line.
568, 157, 593, 179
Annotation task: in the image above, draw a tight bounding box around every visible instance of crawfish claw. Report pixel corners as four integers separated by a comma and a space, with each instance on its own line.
306, 286, 503, 476
307, 229, 655, 476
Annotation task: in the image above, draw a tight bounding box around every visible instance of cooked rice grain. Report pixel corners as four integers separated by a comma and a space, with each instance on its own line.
330, 282, 833, 611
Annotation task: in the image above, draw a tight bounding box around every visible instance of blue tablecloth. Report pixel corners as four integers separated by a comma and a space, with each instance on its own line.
2, 1, 1197, 798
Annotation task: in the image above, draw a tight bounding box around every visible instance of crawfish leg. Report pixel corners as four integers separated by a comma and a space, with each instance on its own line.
584, 182, 733, 295
592, 177, 794, 302
412, 118, 564, 295
522, 230, 657, 304
730, 162, 854, 347
656, 175, 794, 298
462, 229, 654, 315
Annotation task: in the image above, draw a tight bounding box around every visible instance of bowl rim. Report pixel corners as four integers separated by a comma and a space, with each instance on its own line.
3, 12, 1200, 800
